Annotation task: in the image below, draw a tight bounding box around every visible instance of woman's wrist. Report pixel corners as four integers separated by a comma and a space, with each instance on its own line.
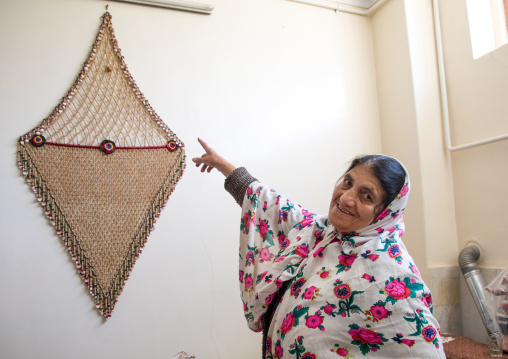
217, 161, 236, 178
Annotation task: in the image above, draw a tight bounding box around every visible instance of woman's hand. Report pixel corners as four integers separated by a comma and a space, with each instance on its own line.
192, 138, 236, 178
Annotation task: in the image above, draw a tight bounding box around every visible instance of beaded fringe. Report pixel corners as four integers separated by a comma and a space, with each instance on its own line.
17, 146, 185, 318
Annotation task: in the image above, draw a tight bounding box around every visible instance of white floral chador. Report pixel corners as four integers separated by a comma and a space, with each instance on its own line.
237, 165, 446, 358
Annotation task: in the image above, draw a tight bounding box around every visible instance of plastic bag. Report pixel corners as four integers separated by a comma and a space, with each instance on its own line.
484, 267, 508, 352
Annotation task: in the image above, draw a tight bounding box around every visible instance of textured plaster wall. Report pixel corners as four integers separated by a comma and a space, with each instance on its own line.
0, 0, 381, 358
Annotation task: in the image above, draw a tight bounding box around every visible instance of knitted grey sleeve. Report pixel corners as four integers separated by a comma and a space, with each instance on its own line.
224, 167, 258, 206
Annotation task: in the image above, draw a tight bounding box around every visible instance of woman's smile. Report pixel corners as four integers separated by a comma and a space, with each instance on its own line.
337, 203, 354, 216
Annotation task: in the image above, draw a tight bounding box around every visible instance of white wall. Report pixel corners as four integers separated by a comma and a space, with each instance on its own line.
438, 0, 508, 341
0, 0, 381, 358
438, 0, 508, 269
370, 0, 459, 288
371, 0, 508, 279
370, 0, 508, 341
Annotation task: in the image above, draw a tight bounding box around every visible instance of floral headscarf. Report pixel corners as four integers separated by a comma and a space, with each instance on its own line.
334, 157, 410, 253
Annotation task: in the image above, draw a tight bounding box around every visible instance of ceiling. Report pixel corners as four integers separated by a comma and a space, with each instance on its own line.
337, 0, 379, 9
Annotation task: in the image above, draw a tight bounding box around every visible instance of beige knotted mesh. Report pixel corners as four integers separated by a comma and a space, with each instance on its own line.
17, 12, 185, 318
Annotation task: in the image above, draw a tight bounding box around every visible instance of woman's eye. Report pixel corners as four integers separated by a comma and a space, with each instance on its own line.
344, 179, 352, 186
363, 192, 373, 202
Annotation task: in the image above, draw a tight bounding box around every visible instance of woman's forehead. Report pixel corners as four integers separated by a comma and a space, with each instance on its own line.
345, 165, 385, 199
347, 165, 379, 186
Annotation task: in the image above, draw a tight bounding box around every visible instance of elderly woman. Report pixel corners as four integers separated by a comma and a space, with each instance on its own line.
193, 138, 445, 358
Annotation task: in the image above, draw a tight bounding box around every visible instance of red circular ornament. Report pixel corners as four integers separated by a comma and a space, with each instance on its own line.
100, 140, 116, 154
30, 135, 46, 147
166, 140, 178, 152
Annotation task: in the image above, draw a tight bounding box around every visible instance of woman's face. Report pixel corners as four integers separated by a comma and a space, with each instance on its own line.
328, 164, 386, 232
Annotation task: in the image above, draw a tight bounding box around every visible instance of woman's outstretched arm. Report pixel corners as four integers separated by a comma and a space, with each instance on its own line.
191, 138, 236, 177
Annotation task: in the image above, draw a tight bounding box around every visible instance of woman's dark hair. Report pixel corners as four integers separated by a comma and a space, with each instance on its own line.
344, 155, 406, 212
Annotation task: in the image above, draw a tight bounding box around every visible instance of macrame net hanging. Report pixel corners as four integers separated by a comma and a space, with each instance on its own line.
16, 12, 185, 318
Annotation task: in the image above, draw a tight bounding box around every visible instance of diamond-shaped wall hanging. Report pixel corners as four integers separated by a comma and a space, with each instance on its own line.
16, 12, 185, 318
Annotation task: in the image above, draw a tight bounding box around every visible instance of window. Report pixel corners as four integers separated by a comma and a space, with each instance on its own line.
466, 0, 508, 59
505, 0, 508, 31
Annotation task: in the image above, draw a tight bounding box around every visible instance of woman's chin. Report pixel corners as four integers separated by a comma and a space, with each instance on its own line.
329, 210, 354, 232
329, 217, 352, 232
329, 216, 368, 233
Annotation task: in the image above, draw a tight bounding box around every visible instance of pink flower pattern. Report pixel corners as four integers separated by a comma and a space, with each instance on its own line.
280, 312, 296, 334
244, 274, 253, 292
400, 184, 409, 197
259, 220, 269, 238
295, 244, 309, 258
385, 279, 411, 300
259, 247, 271, 262
313, 246, 325, 258
302, 286, 321, 301
305, 314, 323, 329
339, 253, 356, 267
349, 325, 385, 345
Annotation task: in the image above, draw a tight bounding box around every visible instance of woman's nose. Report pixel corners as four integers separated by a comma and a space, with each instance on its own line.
341, 189, 355, 206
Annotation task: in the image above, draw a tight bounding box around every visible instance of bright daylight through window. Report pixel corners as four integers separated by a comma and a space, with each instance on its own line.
466, 0, 508, 59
